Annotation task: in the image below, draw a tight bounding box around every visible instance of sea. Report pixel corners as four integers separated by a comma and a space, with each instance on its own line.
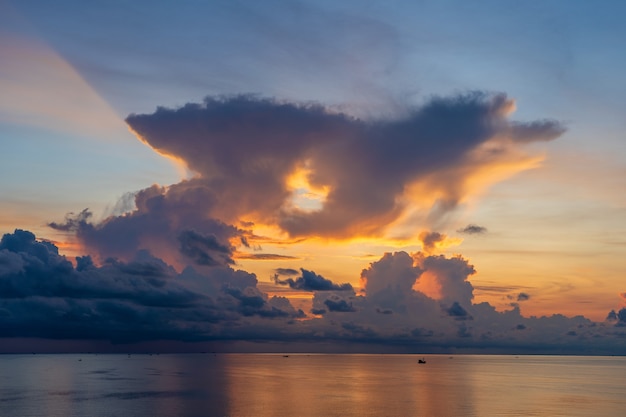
0, 353, 624, 417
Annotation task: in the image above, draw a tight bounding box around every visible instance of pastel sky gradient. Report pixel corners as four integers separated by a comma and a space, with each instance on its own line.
1, 0, 626, 353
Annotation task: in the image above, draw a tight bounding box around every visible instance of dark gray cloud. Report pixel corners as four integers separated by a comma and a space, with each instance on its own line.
445, 302, 473, 320
223, 287, 294, 318
606, 310, 618, 322
0, 229, 299, 344
125, 93, 565, 239
178, 230, 234, 266
457, 224, 488, 235
324, 297, 356, 313
606, 308, 626, 327
48, 208, 92, 232
236, 253, 298, 260
274, 268, 299, 276
411, 328, 434, 338
273, 268, 353, 292
517, 292, 530, 302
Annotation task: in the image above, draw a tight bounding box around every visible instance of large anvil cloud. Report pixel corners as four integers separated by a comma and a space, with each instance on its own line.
126, 93, 564, 239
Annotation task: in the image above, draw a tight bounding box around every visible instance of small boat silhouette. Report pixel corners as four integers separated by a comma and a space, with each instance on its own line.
418, 358, 426, 364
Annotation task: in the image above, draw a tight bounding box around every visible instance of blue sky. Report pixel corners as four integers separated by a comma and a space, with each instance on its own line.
1, 0, 626, 352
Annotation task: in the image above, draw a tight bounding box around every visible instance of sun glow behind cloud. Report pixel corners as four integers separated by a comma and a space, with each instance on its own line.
113, 94, 567, 301
284, 161, 330, 212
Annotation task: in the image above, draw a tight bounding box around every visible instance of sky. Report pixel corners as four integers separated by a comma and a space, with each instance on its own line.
1, 0, 626, 354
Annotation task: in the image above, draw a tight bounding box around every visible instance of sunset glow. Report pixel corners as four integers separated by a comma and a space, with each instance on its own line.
1, 0, 626, 355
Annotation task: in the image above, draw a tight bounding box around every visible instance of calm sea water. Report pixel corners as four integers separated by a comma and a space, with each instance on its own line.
0, 353, 624, 417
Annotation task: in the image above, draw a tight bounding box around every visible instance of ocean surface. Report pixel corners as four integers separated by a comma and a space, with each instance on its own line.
0, 353, 624, 417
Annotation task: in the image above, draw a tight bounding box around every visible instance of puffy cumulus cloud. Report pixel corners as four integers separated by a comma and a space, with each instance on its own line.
302, 251, 626, 353
0, 229, 301, 344
49, 181, 243, 268
126, 93, 565, 240
606, 308, 626, 327
361, 251, 421, 298
417, 253, 476, 305
273, 268, 353, 292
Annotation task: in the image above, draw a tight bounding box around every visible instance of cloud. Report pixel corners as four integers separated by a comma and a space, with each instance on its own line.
178, 230, 234, 266
0, 229, 299, 344
274, 268, 299, 276
361, 251, 422, 297
2, 229, 626, 353
445, 301, 473, 320
125, 93, 565, 240
457, 224, 487, 235
418, 253, 476, 304
609, 308, 626, 327
48, 209, 93, 232
324, 297, 356, 313
236, 253, 298, 260
49, 182, 243, 268
11, 89, 626, 353
509, 120, 566, 143
418, 231, 446, 253
273, 268, 353, 292
417, 231, 461, 254
517, 292, 530, 301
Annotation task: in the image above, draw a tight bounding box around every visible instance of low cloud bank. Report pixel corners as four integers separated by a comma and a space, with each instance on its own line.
1, 229, 625, 353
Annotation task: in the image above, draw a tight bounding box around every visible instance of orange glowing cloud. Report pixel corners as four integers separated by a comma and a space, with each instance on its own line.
417, 231, 462, 254
386, 135, 547, 236
412, 270, 442, 300
284, 160, 330, 212
127, 127, 194, 180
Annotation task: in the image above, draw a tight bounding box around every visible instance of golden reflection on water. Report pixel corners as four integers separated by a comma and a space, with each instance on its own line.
220, 354, 626, 417
1, 354, 625, 417
223, 354, 451, 417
